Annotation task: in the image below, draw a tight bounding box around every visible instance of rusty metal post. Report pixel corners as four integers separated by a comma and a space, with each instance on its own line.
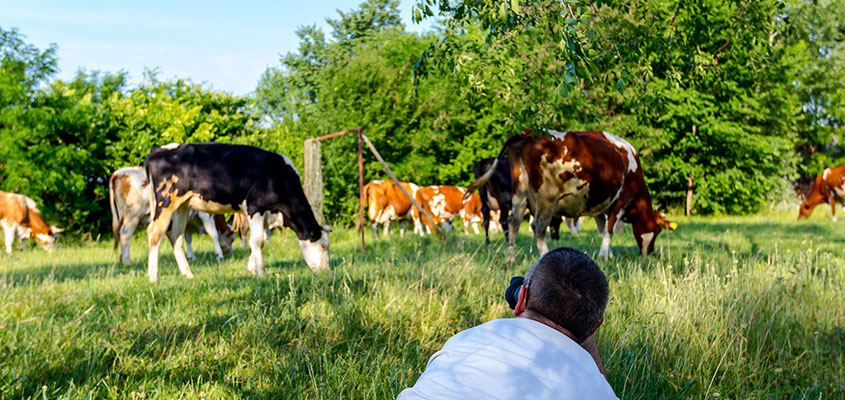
358, 128, 366, 251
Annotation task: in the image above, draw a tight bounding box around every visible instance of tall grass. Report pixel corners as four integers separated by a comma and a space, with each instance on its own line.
0, 212, 842, 399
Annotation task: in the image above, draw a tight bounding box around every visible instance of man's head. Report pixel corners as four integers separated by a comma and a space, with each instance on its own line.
515, 247, 609, 342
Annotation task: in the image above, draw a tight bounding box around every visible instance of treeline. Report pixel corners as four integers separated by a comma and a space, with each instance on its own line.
1, 0, 843, 236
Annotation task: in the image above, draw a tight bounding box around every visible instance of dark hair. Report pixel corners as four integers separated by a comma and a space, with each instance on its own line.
524, 247, 609, 342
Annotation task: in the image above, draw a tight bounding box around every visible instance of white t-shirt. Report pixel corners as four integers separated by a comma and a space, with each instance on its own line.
398, 318, 618, 400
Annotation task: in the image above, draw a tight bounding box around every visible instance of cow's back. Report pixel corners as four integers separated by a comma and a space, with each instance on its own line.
511, 131, 635, 217
146, 143, 302, 217
0, 191, 27, 223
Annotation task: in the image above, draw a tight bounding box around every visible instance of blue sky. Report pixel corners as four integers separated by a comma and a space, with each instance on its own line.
0, 0, 433, 96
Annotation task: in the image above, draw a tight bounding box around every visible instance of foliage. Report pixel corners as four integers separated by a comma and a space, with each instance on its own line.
0, 214, 842, 398
0, 27, 259, 234
255, 0, 517, 222
787, 0, 845, 177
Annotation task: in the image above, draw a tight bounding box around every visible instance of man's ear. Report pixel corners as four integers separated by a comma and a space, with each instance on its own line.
513, 285, 528, 317
588, 315, 605, 337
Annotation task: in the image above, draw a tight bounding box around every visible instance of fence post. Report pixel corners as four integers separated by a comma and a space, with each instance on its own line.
303, 139, 324, 224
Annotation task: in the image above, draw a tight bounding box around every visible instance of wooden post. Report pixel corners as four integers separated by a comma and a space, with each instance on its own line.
686, 176, 693, 216
686, 125, 697, 217
358, 128, 365, 251
359, 133, 440, 236
304, 127, 366, 251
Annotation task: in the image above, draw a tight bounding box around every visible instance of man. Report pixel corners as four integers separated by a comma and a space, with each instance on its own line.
398, 247, 617, 399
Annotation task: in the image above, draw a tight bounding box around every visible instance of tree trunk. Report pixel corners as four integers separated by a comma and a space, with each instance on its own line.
686, 176, 693, 216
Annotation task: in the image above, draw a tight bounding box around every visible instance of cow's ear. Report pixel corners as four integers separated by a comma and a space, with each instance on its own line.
321, 225, 331, 233
50, 226, 64, 234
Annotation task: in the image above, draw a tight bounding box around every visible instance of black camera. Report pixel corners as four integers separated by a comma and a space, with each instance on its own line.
504, 276, 525, 310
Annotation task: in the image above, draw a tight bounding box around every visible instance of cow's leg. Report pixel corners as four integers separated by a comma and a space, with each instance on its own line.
550, 216, 562, 240
472, 221, 480, 235
184, 232, 196, 260
482, 204, 492, 245
531, 212, 553, 256
118, 218, 139, 265
148, 205, 177, 282
566, 217, 580, 237
508, 192, 528, 263
595, 214, 613, 260
166, 206, 194, 279
246, 212, 267, 277
831, 198, 837, 222
2, 221, 16, 254
196, 212, 225, 259
383, 220, 390, 236
370, 222, 378, 237
399, 221, 406, 238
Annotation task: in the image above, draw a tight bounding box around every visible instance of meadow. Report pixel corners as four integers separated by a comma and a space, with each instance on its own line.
0, 211, 842, 399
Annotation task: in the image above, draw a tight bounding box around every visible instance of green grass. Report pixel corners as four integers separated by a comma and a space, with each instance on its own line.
0, 211, 843, 399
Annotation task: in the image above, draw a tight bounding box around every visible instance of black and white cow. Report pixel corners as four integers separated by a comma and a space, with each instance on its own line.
145, 143, 329, 282
472, 158, 565, 245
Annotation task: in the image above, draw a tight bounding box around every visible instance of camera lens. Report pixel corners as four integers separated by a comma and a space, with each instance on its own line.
505, 276, 524, 310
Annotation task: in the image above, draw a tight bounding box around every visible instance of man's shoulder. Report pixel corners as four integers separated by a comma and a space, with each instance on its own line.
444, 317, 573, 350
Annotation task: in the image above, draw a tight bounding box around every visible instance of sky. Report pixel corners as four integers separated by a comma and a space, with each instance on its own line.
0, 0, 434, 96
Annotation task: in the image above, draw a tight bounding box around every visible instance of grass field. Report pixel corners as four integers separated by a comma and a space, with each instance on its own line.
0, 211, 843, 399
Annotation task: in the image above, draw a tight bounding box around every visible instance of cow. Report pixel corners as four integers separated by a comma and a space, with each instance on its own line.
361, 179, 421, 237
466, 130, 677, 261
797, 165, 845, 221
471, 158, 565, 245
144, 143, 329, 282
0, 191, 62, 253
109, 166, 235, 265
413, 185, 475, 235
460, 192, 484, 234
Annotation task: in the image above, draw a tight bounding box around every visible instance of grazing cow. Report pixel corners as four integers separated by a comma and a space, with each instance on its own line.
413, 185, 473, 235
109, 167, 235, 265
467, 130, 677, 260
797, 165, 845, 221
0, 191, 62, 253
472, 158, 565, 245
460, 192, 484, 234
361, 179, 421, 237
145, 143, 329, 282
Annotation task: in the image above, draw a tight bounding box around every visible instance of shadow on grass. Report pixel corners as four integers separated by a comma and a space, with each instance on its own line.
0, 261, 130, 286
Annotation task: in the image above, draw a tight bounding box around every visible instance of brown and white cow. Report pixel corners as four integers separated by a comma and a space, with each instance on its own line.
413, 185, 473, 235
109, 167, 235, 265
0, 191, 62, 253
362, 180, 421, 237
797, 165, 845, 221
460, 192, 484, 234
467, 130, 677, 260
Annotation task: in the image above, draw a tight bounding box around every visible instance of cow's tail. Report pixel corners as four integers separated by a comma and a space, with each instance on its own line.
108, 173, 121, 250
463, 134, 525, 201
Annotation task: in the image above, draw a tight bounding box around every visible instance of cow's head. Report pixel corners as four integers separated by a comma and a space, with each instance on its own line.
632, 212, 677, 256
33, 226, 63, 251
298, 225, 330, 272
798, 175, 828, 221
797, 192, 826, 220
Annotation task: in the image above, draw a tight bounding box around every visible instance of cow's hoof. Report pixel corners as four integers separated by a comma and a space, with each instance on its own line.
182, 273, 195, 279
148, 276, 158, 283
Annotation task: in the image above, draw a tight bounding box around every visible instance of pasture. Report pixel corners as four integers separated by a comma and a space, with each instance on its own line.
0, 212, 842, 399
